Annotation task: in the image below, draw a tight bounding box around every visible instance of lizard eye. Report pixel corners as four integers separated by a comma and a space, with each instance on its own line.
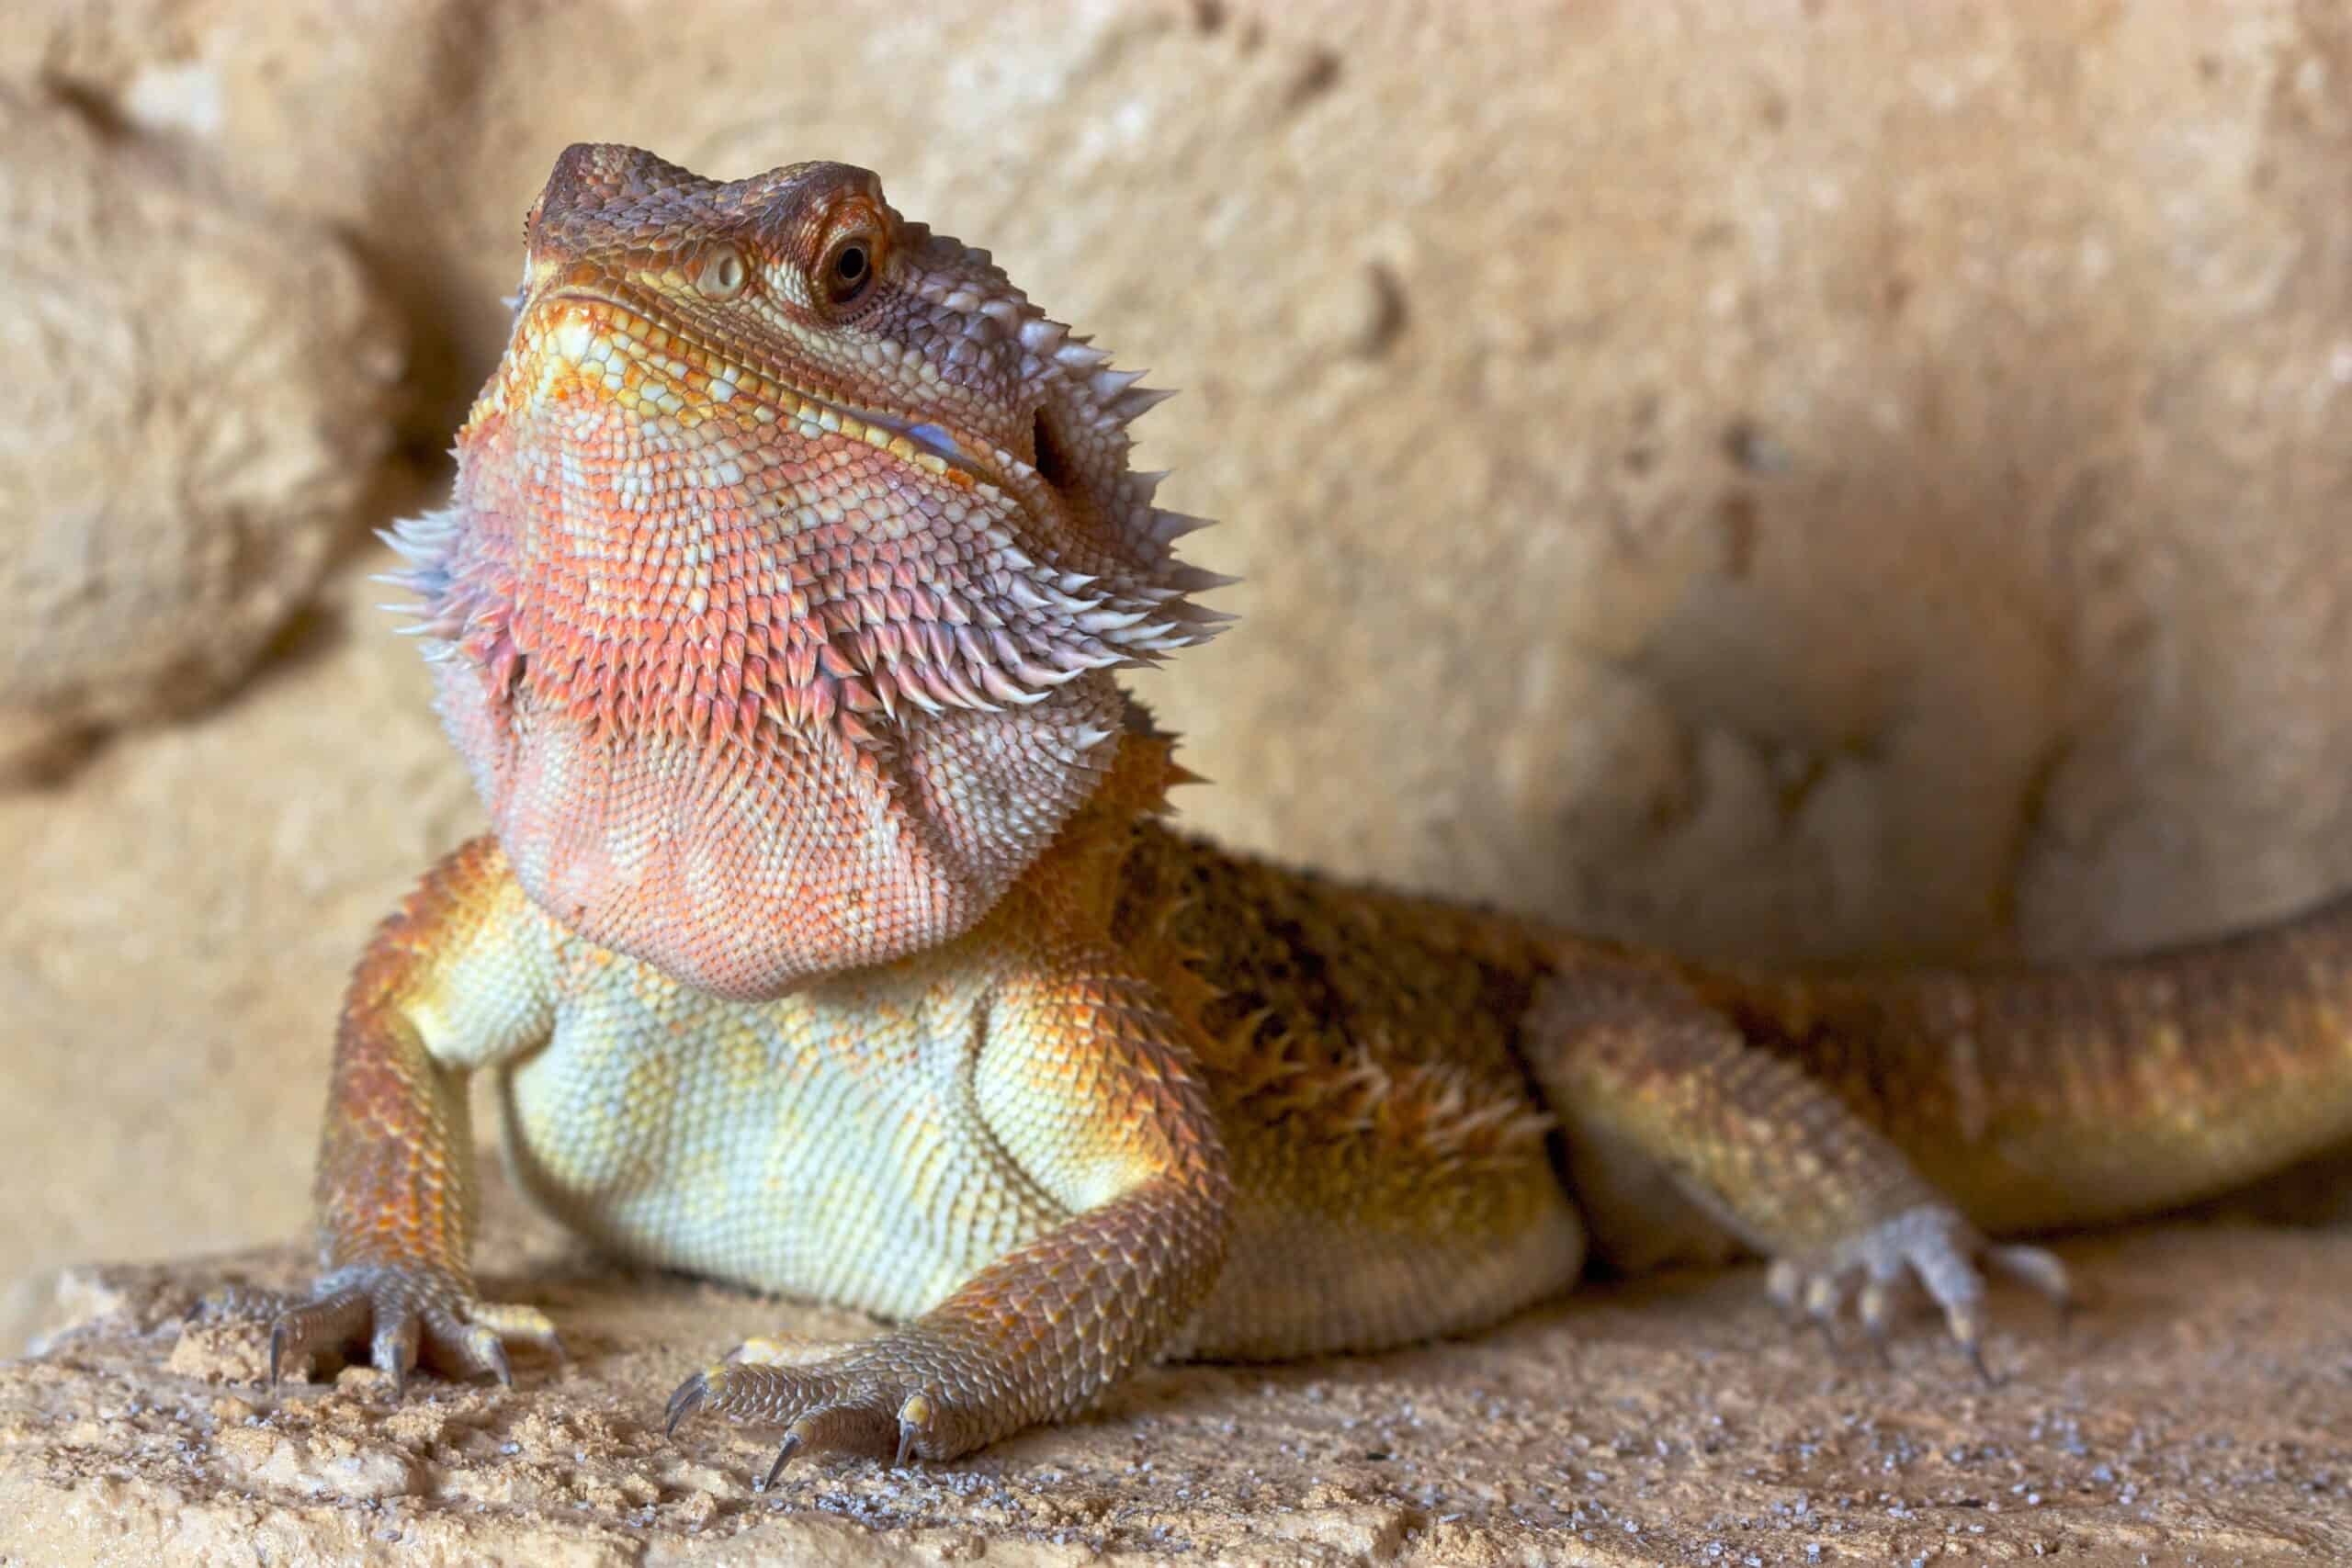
820, 235, 876, 309
695, 245, 747, 300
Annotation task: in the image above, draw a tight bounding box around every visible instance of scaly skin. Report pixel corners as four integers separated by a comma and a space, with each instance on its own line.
254, 145, 2352, 1474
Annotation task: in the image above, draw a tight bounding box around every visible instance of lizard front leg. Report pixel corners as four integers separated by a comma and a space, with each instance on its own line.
254, 837, 560, 1393
669, 952, 1232, 1472
1527, 960, 2066, 1363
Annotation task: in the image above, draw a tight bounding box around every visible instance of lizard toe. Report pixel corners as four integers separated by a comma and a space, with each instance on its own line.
370, 1311, 423, 1397
763, 1403, 901, 1478
1766, 1201, 2057, 1380
416, 1306, 514, 1384
666, 1344, 954, 1477
1856, 1274, 1909, 1340
257, 1265, 549, 1396
266, 1286, 373, 1385
1988, 1241, 2072, 1307
469, 1301, 564, 1359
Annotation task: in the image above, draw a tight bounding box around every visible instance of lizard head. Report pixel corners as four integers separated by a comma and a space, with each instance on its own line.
387, 144, 1227, 998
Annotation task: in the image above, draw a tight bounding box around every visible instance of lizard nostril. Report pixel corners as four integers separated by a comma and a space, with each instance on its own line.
697, 246, 747, 300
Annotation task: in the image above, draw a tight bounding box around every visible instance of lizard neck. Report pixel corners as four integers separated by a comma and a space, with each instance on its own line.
986, 719, 1197, 934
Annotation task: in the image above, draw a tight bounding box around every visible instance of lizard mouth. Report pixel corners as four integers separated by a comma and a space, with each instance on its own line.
534, 290, 1013, 494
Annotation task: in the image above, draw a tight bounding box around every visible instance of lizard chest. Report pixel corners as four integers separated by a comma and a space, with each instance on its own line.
491, 953, 1071, 1322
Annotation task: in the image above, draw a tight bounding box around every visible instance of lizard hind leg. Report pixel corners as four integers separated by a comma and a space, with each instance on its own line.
1521, 957, 2068, 1363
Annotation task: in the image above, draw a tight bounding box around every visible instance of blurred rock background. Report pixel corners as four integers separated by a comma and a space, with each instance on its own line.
2, 1, 2348, 1351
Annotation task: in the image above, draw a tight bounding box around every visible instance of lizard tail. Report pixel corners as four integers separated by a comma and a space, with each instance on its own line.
1677, 890, 2352, 1234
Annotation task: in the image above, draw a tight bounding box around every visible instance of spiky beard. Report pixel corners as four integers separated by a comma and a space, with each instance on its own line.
381, 276, 1227, 999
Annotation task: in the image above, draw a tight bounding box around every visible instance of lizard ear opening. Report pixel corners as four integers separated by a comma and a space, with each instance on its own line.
1031, 408, 1075, 496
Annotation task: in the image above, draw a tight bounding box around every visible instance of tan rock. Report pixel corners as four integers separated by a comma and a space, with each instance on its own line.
0, 85, 403, 777
4, 1172, 2347, 1564
0, 541, 469, 1355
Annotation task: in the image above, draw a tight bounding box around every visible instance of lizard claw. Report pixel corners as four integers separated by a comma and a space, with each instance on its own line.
469, 1325, 515, 1388
662, 1341, 959, 1477
760, 1431, 803, 1492
207, 1265, 557, 1397
664, 1372, 709, 1437
895, 1392, 933, 1468
1766, 1203, 2069, 1373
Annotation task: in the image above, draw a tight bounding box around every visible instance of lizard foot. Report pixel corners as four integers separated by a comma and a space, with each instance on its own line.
1764, 1203, 2069, 1380
666, 1337, 960, 1482
208, 1266, 560, 1398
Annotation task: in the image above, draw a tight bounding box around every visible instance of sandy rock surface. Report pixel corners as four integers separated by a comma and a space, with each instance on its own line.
6, 1172, 2350, 1566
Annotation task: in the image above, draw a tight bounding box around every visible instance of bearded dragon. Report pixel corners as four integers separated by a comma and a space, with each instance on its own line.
255, 144, 2352, 1479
